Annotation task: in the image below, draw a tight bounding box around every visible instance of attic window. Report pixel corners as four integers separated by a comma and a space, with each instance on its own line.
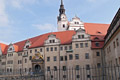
9, 48, 12, 51
94, 37, 99, 40
63, 24, 65, 28
78, 35, 84, 39
95, 42, 100, 47
26, 45, 29, 48
97, 31, 102, 34
50, 40, 55, 43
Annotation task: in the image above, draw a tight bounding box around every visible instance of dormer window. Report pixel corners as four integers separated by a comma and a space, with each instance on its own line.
49, 40, 55, 43
9, 48, 12, 51
78, 35, 84, 39
77, 22, 79, 24
26, 45, 29, 48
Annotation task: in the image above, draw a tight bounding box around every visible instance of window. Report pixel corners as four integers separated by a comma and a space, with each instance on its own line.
85, 53, 89, 59
69, 54, 73, 60
63, 66, 66, 71
95, 42, 99, 47
35, 49, 37, 53
85, 43, 88, 47
78, 35, 81, 39
60, 56, 63, 61
29, 56, 32, 60
51, 47, 53, 51
80, 43, 83, 48
65, 56, 67, 61
54, 47, 57, 51
63, 24, 65, 28
77, 22, 79, 24
47, 57, 50, 62
76, 44, 79, 48
82, 35, 84, 38
60, 47, 63, 51
113, 41, 116, 48
47, 66, 50, 71
30, 50, 32, 53
86, 64, 90, 70
97, 63, 101, 68
50, 40, 55, 43
46, 48, 49, 52
75, 54, 79, 59
116, 38, 119, 46
54, 66, 57, 71
10, 68, 12, 72
54, 56, 57, 61
40, 48, 42, 52
26, 45, 29, 48
25, 59, 27, 63
76, 65, 79, 70
65, 46, 67, 50
69, 46, 72, 50
96, 52, 100, 56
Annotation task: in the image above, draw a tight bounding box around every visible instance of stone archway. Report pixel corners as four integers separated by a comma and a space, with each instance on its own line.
35, 64, 41, 72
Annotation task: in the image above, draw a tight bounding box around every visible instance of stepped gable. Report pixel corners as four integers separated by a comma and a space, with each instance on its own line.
84, 23, 110, 35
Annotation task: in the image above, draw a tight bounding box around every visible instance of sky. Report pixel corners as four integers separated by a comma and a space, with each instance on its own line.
0, 0, 120, 44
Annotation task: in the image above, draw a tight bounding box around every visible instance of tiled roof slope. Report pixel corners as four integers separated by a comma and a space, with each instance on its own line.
84, 23, 109, 35
0, 43, 8, 55
0, 23, 109, 54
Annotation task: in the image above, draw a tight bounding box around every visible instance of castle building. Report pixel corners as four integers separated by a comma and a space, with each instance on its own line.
0, 0, 120, 79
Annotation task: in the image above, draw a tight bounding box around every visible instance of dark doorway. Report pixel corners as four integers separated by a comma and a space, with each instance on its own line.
35, 65, 41, 72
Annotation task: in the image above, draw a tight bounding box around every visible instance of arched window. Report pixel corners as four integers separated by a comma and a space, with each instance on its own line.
63, 24, 65, 28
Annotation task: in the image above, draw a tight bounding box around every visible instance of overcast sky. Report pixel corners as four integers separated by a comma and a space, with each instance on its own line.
0, 0, 120, 44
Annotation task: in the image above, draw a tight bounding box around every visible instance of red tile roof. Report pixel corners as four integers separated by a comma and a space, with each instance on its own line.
0, 43, 8, 55
84, 23, 109, 36
0, 23, 110, 54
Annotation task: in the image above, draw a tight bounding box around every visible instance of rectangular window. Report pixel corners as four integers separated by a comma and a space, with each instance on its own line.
85, 43, 88, 47
54, 47, 57, 51
29, 56, 32, 60
54, 66, 57, 71
116, 38, 119, 46
51, 47, 53, 51
80, 43, 83, 48
63, 66, 66, 71
75, 54, 79, 59
69, 46, 72, 50
113, 41, 116, 48
96, 52, 100, 56
95, 42, 99, 47
76, 65, 79, 70
60, 47, 63, 51
47, 66, 50, 71
86, 64, 90, 70
69, 54, 73, 60
85, 53, 89, 59
30, 50, 32, 53
78, 35, 81, 39
46, 48, 49, 52
76, 44, 79, 48
40, 48, 42, 52
60, 56, 63, 61
54, 56, 57, 61
35, 49, 37, 53
97, 63, 101, 68
47, 57, 50, 62
65, 56, 67, 61
82, 35, 84, 38
65, 46, 67, 50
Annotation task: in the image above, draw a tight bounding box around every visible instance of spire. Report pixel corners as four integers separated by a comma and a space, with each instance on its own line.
59, 0, 65, 15
61, 0, 63, 5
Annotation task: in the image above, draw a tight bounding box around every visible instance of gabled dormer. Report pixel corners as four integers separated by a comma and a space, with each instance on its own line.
8, 44, 16, 52
72, 28, 90, 42
24, 40, 31, 50
44, 34, 60, 46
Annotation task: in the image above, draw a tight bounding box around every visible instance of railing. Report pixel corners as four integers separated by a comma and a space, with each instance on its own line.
0, 65, 120, 80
